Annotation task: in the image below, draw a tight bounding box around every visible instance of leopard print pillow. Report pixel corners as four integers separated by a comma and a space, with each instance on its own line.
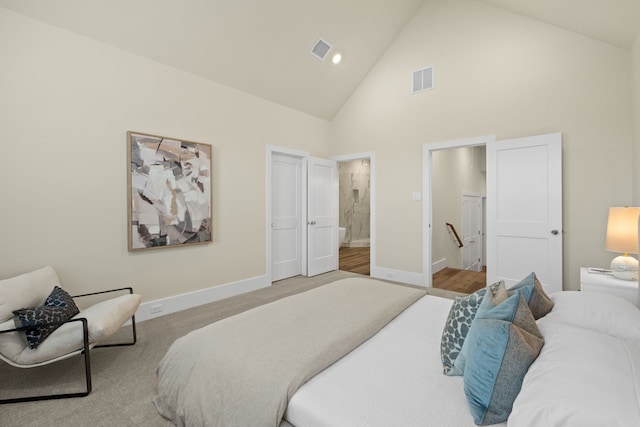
440, 281, 504, 374
13, 286, 80, 349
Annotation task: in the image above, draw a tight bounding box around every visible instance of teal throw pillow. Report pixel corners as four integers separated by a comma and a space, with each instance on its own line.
462, 293, 544, 425
450, 282, 542, 376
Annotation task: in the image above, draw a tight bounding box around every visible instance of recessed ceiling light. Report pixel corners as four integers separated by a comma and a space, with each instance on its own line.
331, 53, 342, 65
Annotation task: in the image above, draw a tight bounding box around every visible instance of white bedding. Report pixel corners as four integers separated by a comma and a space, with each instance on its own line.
509, 320, 640, 426
285, 290, 640, 427
285, 294, 496, 427
508, 292, 640, 427
153, 278, 423, 427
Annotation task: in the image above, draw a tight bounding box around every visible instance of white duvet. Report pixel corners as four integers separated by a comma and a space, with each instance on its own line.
285, 291, 640, 427
509, 292, 640, 427
285, 295, 492, 427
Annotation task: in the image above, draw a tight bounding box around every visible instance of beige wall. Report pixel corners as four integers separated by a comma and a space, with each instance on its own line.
633, 35, 640, 207
2, 1, 639, 301
0, 8, 330, 301
329, 0, 635, 290
632, 33, 640, 308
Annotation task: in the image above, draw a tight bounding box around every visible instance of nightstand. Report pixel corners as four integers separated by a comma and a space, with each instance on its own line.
580, 267, 639, 306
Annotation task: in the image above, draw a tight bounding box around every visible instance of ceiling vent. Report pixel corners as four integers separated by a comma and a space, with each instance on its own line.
311, 38, 332, 60
412, 66, 434, 93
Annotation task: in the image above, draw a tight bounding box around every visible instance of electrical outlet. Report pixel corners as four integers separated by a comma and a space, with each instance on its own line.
150, 304, 163, 314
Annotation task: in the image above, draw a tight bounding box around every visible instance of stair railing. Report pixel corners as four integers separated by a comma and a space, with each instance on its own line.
445, 222, 464, 248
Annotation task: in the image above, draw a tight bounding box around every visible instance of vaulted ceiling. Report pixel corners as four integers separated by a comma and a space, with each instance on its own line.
2, 0, 639, 120
478, 0, 640, 51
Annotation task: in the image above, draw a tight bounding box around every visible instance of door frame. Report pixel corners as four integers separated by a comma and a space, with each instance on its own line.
332, 152, 376, 275
267, 148, 377, 282
422, 136, 496, 286
266, 145, 310, 282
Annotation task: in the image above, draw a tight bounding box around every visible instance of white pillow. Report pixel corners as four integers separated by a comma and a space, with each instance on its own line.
541, 291, 640, 341
509, 321, 640, 427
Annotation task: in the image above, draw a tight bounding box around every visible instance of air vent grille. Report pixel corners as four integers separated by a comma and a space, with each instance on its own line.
311, 38, 332, 60
412, 66, 434, 93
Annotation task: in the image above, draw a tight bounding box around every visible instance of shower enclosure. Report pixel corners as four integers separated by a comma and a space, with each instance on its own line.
338, 160, 370, 247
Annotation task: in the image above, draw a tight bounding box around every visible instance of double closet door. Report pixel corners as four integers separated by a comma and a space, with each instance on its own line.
271, 154, 338, 282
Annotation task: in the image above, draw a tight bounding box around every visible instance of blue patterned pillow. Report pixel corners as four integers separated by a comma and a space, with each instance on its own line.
45, 285, 78, 308
440, 281, 504, 375
463, 293, 544, 425
13, 286, 80, 349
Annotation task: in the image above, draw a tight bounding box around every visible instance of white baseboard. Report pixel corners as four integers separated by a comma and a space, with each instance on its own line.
432, 258, 448, 274
134, 266, 438, 323
370, 267, 426, 287
135, 275, 271, 322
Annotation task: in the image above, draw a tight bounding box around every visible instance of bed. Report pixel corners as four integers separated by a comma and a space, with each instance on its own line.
153, 276, 640, 427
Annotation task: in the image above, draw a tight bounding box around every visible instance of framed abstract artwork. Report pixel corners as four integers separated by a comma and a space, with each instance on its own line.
127, 131, 212, 251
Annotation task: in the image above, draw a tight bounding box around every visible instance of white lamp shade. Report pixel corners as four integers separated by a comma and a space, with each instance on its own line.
605, 207, 640, 255
606, 207, 640, 280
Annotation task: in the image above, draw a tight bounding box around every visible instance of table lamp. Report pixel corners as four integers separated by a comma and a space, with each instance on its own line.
605, 207, 640, 280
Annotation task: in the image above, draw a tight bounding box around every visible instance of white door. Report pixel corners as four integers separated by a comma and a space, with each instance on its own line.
462, 194, 483, 272
486, 133, 562, 293
307, 157, 338, 277
271, 153, 303, 281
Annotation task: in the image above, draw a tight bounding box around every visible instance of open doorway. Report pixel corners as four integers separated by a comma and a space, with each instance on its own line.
423, 136, 494, 292
424, 133, 562, 294
431, 146, 487, 293
334, 153, 375, 276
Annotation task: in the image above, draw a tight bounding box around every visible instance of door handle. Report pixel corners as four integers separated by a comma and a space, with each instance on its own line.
308, 220, 317, 225
551, 229, 559, 235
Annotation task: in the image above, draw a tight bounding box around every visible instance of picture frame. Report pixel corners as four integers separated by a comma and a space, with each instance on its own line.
127, 131, 212, 251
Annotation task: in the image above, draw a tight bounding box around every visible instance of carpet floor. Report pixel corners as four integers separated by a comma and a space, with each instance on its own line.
0, 271, 460, 426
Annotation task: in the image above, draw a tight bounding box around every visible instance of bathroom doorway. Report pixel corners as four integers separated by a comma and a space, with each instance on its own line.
336, 156, 372, 276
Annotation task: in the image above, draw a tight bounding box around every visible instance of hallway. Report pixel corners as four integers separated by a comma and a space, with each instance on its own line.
432, 267, 486, 294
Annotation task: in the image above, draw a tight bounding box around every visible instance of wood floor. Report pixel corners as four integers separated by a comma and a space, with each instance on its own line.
432, 267, 486, 294
339, 246, 370, 275
338, 248, 484, 295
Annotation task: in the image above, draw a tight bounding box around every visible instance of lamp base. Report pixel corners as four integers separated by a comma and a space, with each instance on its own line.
610, 254, 639, 281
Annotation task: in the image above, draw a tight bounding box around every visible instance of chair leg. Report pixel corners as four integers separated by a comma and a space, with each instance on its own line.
94, 314, 137, 348
0, 319, 92, 404
1, 311, 138, 404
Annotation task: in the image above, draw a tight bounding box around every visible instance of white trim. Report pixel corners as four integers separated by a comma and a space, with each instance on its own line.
461, 191, 485, 198
432, 258, 448, 274
370, 267, 424, 287
135, 275, 270, 322
332, 152, 376, 274
266, 144, 309, 158
266, 145, 310, 282
422, 135, 495, 287
301, 158, 309, 276
461, 193, 485, 272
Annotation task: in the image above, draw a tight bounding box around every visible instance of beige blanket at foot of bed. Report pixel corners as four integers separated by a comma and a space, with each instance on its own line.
153, 277, 425, 427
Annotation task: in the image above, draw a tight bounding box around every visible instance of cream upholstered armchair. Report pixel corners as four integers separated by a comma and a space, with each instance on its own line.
0, 266, 141, 404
